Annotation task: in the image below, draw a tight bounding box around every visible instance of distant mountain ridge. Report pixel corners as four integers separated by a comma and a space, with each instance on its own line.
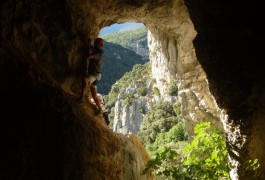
98, 41, 146, 95
100, 22, 145, 35
101, 28, 149, 60
97, 26, 149, 95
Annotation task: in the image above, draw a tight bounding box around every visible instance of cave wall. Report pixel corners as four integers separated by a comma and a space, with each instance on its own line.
0, 42, 152, 180
1, 0, 265, 179
0, 43, 123, 179
184, 0, 265, 178
0, 1, 153, 180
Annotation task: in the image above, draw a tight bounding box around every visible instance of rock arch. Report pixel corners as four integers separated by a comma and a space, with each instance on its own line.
0, 0, 264, 179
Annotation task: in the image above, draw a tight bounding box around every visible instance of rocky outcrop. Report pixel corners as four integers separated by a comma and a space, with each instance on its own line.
113, 72, 155, 134
113, 98, 146, 134
118, 133, 154, 180
0, 0, 264, 179
148, 30, 223, 136
0, 42, 155, 180
126, 42, 149, 60
112, 63, 178, 135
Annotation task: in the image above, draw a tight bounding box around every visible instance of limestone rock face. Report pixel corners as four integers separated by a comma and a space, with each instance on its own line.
118, 134, 154, 180
148, 27, 223, 136
112, 62, 177, 135
0, 0, 264, 179
126, 41, 149, 60
148, 31, 173, 100
113, 73, 156, 135
113, 98, 145, 134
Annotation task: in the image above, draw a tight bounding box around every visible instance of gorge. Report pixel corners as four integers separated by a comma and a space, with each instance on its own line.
0, 0, 264, 179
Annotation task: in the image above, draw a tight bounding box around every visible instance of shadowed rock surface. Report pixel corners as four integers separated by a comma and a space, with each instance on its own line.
0, 0, 264, 179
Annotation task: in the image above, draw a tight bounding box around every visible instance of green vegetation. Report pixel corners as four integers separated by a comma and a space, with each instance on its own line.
105, 62, 151, 111
242, 159, 263, 179
167, 80, 178, 96
138, 100, 186, 158
101, 27, 147, 47
124, 93, 134, 105
97, 26, 149, 95
184, 122, 231, 179
142, 122, 263, 180
173, 102, 182, 117
139, 106, 146, 114
101, 29, 262, 178
143, 122, 231, 179
98, 41, 145, 95
147, 121, 188, 156
138, 100, 182, 147
153, 87, 160, 97
137, 86, 148, 96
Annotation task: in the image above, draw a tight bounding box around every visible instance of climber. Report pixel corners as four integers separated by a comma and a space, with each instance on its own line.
80, 37, 105, 113
90, 93, 110, 125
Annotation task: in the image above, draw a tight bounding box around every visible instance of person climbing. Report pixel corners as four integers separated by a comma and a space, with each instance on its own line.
80, 37, 105, 113
90, 93, 110, 125
100, 95, 110, 125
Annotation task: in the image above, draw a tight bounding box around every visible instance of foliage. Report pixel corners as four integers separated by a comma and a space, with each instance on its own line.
143, 122, 232, 180
138, 100, 179, 146
183, 122, 231, 179
98, 41, 145, 95
98, 27, 149, 95
137, 86, 148, 96
105, 62, 150, 111
142, 147, 189, 180
101, 27, 148, 47
243, 159, 263, 179
173, 102, 182, 117
145, 101, 187, 156
147, 121, 188, 156
167, 122, 187, 143
100, 22, 145, 35
139, 106, 146, 114
104, 83, 120, 110
167, 80, 178, 96
104, 62, 151, 126
124, 93, 134, 105
153, 87, 160, 97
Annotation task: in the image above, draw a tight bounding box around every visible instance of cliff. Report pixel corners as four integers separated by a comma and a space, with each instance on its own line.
112, 62, 178, 135
0, 0, 264, 179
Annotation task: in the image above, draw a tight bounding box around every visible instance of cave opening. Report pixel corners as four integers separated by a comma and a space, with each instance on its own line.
97, 22, 149, 96
97, 19, 234, 179
1, 0, 264, 179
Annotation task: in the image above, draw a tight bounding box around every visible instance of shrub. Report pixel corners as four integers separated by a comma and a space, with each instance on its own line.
183, 122, 231, 179
139, 106, 146, 114
138, 86, 148, 96
146, 121, 188, 156
143, 122, 232, 180
153, 87, 160, 97
173, 102, 182, 117
167, 80, 178, 96
138, 100, 178, 146
124, 93, 134, 105
105, 62, 150, 111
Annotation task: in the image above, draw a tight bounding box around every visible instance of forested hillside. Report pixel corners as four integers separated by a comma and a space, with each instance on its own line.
98, 41, 145, 95
105, 62, 237, 180
97, 27, 149, 95
101, 27, 147, 47
101, 28, 149, 60
99, 22, 145, 35
100, 27, 262, 180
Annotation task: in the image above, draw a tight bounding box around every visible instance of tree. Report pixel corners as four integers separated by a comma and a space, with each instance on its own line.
183, 122, 231, 179
143, 122, 232, 180
138, 100, 179, 146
